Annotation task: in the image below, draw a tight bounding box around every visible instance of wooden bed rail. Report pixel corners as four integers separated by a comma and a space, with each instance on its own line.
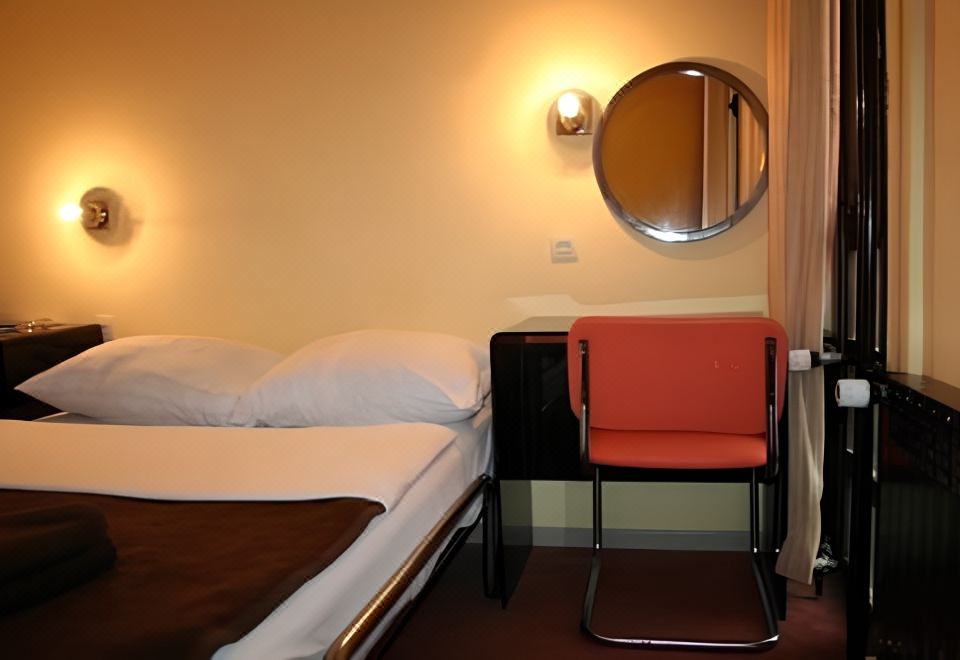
325, 475, 488, 660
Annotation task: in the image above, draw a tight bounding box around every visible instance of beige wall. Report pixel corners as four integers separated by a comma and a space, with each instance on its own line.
0, 0, 767, 352
892, 0, 960, 387
930, 0, 960, 387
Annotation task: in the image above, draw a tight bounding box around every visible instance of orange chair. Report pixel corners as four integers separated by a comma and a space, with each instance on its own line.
567, 315, 787, 650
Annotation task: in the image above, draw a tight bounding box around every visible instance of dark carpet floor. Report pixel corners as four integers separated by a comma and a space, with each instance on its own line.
380, 544, 845, 659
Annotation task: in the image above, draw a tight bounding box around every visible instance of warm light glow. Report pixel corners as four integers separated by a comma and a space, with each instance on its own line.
556, 92, 583, 119
59, 202, 82, 222
681, 69, 705, 77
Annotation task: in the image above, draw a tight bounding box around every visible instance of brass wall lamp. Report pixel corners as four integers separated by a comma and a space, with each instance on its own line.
554, 89, 597, 135
59, 187, 117, 232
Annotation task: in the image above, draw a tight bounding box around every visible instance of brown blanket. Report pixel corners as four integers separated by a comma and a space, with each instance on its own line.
0, 502, 117, 615
0, 489, 385, 659
0, 504, 112, 581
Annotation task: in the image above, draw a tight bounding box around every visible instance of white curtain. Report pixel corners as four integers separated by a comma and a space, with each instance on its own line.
767, 0, 840, 584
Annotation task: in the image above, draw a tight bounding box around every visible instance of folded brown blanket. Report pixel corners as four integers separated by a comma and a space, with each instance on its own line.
0, 504, 116, 614
0, 538, 116, 615
0, 504, 111, 581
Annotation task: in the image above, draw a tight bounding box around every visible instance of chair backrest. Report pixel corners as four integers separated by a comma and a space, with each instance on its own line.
567, 316, 787, 435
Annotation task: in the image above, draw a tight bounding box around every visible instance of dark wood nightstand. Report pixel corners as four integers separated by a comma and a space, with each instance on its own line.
0, 324, 104, 420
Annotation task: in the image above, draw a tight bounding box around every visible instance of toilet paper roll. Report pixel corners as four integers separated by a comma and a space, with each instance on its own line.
789, 350, 813, 372
835, 379, 871, 408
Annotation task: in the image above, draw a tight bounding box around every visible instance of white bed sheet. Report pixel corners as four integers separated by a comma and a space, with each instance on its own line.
1, 417, 455, 509
21, 406, 493, 659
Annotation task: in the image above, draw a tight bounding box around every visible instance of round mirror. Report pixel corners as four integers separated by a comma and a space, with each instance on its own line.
594, 62, 768, 242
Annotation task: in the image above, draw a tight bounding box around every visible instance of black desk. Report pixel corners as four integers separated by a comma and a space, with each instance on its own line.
484, 317, 574, 604
489, 317, 579, 481
485, 317, 787, 611
0, 324, 104, 419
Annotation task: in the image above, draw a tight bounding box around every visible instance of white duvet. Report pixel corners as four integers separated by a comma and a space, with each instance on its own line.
0, 420, 457, 510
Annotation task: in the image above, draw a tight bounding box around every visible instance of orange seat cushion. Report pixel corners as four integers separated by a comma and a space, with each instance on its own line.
589, 427, 768, 469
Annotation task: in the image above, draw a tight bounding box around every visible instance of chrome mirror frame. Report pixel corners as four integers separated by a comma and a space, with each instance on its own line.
594, 61, 769, 243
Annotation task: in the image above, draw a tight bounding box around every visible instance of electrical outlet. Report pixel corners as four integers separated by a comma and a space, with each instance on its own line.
550, 238, 578, 263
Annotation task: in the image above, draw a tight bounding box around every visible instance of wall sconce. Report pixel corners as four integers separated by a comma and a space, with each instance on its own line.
59, 187, 116, 231
555, 90, 596, 136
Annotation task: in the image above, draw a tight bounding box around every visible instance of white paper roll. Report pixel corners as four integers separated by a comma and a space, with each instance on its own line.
835, 379, 871, 408
789, 350, 813, 372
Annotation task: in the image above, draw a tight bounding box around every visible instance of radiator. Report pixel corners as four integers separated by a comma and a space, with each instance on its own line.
872, 374, 960, 659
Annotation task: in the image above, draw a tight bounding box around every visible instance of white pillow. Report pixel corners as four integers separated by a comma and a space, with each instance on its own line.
16, 335, 283, 426
231, 329, 491, 427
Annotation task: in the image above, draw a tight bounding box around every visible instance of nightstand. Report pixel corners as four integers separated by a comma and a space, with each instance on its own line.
0, 324, 104, 420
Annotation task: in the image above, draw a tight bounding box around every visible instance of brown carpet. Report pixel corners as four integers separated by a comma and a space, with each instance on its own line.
381, 545, 845, 659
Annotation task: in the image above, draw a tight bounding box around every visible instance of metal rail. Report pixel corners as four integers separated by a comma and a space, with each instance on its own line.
325, 476, 487, 660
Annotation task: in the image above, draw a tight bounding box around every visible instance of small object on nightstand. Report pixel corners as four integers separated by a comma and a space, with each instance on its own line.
0, 324, 104, 420
14, 318, 56, 334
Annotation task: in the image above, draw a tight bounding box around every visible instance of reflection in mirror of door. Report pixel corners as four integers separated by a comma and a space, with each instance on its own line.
595, 62, 768, 242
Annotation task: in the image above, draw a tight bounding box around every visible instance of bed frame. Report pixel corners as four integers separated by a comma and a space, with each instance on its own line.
325, 476, 488, 659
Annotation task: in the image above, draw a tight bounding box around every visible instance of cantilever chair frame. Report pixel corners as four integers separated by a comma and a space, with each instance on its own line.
576, 330, 781, 651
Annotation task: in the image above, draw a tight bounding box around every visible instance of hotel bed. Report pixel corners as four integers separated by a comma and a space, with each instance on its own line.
0, 329, 492, 658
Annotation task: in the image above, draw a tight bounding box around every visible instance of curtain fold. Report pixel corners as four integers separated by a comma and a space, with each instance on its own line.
767, 0, 840, 584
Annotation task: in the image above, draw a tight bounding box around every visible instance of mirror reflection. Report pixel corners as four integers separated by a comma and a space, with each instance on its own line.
594, 62, 768, 242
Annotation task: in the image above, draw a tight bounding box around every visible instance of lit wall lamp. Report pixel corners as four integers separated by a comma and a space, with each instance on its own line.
59, 187, 116, 231
555, 89, 597, 136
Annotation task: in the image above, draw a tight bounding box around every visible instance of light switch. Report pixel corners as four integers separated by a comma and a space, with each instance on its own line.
550, 238, 578, 263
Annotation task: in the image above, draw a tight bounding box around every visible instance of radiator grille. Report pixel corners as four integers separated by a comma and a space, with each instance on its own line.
873, 378, 960, 659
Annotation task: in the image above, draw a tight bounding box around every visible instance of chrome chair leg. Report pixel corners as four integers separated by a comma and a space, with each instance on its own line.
593, 467, 602, 551
750, 470, 759, 553
582, 468, 603, 634
580, 469, 780, 650
750, 470, 780, 641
